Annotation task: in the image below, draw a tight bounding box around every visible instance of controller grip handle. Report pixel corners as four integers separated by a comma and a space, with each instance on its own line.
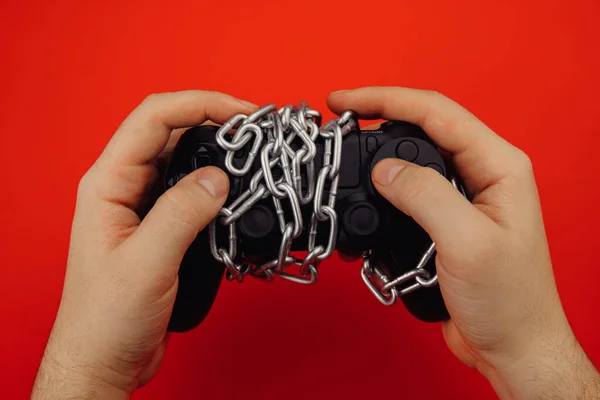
401, 284, 449, 322
373, 224, 450, 323
167, 230, 225, 332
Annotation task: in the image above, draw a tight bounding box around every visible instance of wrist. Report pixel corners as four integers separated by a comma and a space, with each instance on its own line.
32, 324, 135, 400
483, 329, 600, 400
32, 354, 131, 400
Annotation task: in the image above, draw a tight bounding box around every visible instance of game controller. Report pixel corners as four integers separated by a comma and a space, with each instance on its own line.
159, 117, 454, 332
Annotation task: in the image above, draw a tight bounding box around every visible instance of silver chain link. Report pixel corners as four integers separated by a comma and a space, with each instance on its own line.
209, 102, 465, 306
210, 102, 356, 284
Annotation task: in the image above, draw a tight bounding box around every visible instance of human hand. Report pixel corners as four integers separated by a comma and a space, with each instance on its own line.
31, 91, 257, 399
328, 87, 599, 399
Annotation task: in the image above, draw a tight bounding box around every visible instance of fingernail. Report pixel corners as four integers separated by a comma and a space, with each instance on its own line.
235, 98, 258, 108
197, 168, 229, 198
373, 160, 406, 185
331, 89, 350, 94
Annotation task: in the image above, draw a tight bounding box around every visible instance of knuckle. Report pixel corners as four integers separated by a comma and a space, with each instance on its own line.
77, 172, 90, 193
424, 90, 456, 110
397, 165, 442, 204
425, 89, 446, 101
157, 190, 195, 227
76, 169, 96, 198
420, 90, 476, 136
138, 93, 167, 125
156, 183, 210, 227
503, 148, 535, 186
141, 92, 163, 106
512, 148, 533, 173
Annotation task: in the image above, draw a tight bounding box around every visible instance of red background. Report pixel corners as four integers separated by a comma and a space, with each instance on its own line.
1, 1, 599, 398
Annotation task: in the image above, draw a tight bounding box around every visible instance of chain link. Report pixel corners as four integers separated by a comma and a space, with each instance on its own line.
210, 103, 355, 284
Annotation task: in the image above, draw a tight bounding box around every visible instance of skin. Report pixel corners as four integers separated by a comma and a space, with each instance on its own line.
32, 87, 599, 399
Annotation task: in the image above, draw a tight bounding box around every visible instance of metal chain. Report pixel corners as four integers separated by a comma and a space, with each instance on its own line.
209, 101, 465, 306
210, 102, 356, 284
360, 177, 467, 305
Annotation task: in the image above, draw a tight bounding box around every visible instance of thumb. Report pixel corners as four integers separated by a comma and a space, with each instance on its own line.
129, 166, 229, 274
371, 158, 491, 251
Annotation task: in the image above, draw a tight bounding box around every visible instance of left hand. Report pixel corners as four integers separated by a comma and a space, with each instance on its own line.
32, 91, 257, 399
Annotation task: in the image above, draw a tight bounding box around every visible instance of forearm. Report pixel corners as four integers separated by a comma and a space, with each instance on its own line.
485, 332, 600, 400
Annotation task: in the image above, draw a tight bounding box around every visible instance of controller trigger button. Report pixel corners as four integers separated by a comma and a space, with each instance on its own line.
395, 140, 419, 162
366, 136, 377, 154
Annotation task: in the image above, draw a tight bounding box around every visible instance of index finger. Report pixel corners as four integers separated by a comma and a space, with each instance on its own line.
82, 91, 257, 213
101, 90, 257, 167
327, 87, 529, 196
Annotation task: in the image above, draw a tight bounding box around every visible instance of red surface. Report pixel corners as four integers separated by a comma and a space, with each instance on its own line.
1, 1, 599, 398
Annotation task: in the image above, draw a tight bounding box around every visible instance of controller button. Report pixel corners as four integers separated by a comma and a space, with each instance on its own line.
425, 163, 444, 175
366, 136, 378, 154
239, 205, 275, 239
395, 140, 419, 162
167, 172, 189, 188
343, 202, 380, 237
193, 155, 211, 170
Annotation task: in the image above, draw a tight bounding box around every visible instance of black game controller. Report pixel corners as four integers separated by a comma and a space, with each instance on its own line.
160, 119, 452, 332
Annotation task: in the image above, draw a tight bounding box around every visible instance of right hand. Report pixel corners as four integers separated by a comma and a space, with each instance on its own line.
328, 87, 599, 399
